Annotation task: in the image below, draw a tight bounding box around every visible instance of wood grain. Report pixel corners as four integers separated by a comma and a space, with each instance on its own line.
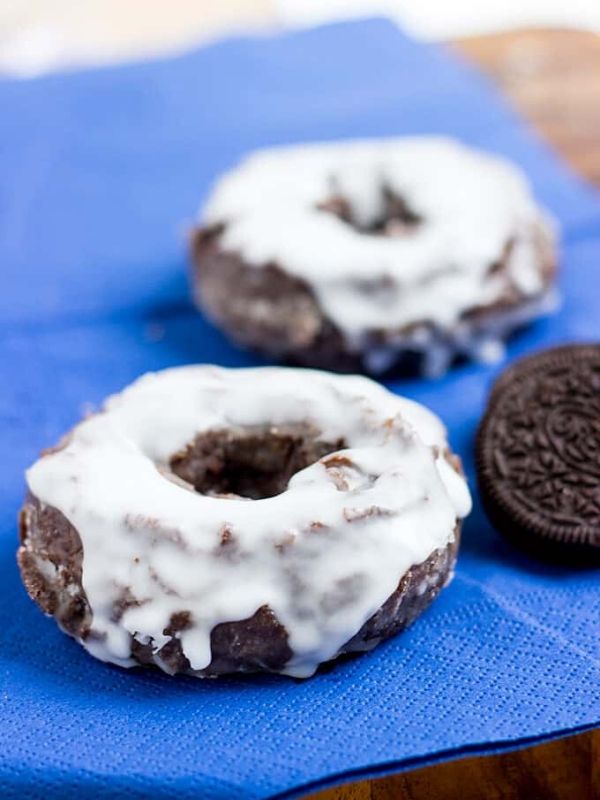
454, 29, 600, 186
307, 729, 597, 800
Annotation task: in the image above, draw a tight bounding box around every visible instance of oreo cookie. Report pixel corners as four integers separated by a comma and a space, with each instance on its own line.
476, 344, 600, 562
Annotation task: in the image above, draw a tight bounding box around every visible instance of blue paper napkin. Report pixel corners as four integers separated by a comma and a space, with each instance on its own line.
1, 18, 599, 800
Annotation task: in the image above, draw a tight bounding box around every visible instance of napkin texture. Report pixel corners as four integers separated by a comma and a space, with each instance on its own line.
0, 18, 599, 800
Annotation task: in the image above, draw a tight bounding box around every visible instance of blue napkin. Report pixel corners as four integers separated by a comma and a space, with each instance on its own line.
1, 18, 598, 800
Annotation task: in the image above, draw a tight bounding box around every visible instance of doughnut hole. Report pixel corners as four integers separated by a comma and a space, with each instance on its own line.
317, 184, 421, 236
168, 424, 345, 500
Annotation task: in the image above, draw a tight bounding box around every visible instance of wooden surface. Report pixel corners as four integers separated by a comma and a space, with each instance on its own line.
307, 729, 597, 800
455, 28, 600, 186
309, 27, 600, 800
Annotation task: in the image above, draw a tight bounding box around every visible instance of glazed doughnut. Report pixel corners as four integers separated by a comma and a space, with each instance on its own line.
19, 366, 471, 678
191, 137, 557, 376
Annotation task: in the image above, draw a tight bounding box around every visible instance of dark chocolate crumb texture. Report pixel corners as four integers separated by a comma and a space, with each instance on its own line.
19, 366, 471, 678
476, 344, 600, 561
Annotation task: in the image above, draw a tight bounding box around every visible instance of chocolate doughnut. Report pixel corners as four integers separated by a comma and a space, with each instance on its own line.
19, 366, 471, 678
191, 138, 558, 376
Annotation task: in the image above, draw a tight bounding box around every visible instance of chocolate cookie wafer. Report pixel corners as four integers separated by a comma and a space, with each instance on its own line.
476, 344, 600, 562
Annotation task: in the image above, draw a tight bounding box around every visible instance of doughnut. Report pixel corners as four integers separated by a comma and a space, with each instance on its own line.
19, 366, 471, 678
191, 137, 558, 376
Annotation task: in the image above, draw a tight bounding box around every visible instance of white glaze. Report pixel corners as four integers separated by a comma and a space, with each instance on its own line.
27, 366, 471, 677
201, 137, 557, 370
362, 287, 559, 377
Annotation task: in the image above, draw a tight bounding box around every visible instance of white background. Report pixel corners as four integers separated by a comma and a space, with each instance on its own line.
278, 0, 600, 39
1, 0, 599, 76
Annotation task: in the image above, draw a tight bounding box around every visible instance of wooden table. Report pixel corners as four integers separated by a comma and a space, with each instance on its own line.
308, 27, 600, 800
455, 28, 600, 186
307, 729, 596, 799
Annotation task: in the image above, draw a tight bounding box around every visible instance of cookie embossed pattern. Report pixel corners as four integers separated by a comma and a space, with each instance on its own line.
476, 344, 600, 561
